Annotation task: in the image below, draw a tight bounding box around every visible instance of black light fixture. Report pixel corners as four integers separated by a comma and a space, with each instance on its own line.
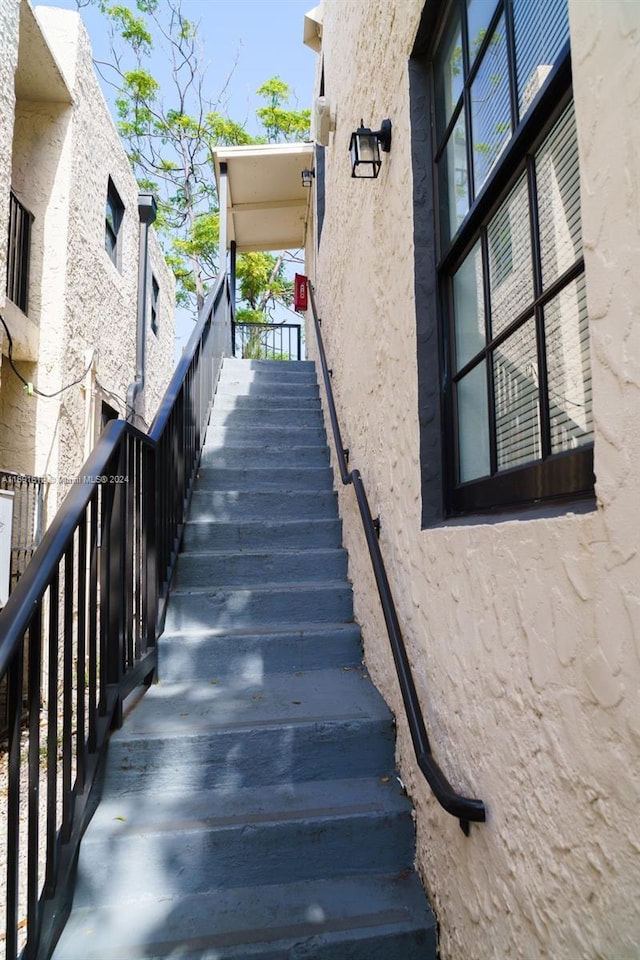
301, 168, 315, 187
349, 119, 392, 178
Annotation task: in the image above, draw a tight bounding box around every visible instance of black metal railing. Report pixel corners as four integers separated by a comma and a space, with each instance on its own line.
6, 191, 33, 314
233, 321, 302, 361
309, 283, 486, 835
0, 470, 47, 599
0, 273, 232, 960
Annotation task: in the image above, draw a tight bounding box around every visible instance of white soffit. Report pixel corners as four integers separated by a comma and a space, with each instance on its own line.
213, 142, 315, 253
303, 5, 323, 52
15, 1, 71, 103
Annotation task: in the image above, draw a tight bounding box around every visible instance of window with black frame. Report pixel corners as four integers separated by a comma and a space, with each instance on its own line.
6, 190, 33, 314
431, 0, 594, 515
105, 177, 124, 268
151, 274, 159, 336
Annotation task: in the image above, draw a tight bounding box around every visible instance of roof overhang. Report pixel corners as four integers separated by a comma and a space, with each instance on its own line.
213, 142, 315, 254
16, 1, 72, 104
303, 5, 323, 52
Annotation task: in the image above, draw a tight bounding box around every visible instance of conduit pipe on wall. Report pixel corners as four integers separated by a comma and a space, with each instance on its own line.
126, 193, 157, 426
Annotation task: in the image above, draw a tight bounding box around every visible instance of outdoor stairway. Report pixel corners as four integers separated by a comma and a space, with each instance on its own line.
52, 358, 436, 960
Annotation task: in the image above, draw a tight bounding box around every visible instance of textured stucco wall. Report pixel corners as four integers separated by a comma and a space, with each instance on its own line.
0, 0, 20, 401
0, 0, 18, 290
307, 1, 640, 958
0, 4, 174, 514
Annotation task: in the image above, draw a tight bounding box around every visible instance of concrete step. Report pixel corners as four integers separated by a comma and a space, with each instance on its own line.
194, 465, 335, 492
71, 777, 416, 906
216, 379, 319, 400
100, 668, 396, 794
199, 443, 329, 469
187, 490, 338, 523
182, 517, 342, 551
203, 423, 327, 447
52, 872, 436, 960
158, 622, 362, 680
212, 392, 322, 412
164, 580, 353, 633
173, 545, 348, 587
222, 357, 317, 378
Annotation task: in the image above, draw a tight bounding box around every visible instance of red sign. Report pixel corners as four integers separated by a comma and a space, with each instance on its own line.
294, 273, 308, 312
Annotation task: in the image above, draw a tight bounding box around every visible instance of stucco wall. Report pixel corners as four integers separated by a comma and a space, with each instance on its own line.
38, 7, 174, 491
0, 0, 20, 399
307, 1, 640, 957
0, 0, 19, 307
0, 4, 175, 513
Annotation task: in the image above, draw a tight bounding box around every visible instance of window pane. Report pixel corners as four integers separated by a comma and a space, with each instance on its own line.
544, 274, 592, 453
458, 362, 490, 481
438, 114, 469, 246
514, 0, 569, 120
536, 102, 582, 289
467, 0, 499, 66
488, 173, 532, 337
453, 241, 485, 370
471, 13, 511, 194
494, 319, 540, 469
434, 12, 464, 141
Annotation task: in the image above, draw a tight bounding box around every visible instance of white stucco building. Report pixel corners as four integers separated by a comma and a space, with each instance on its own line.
0, 0, 174, 585
302, 1, 640, 957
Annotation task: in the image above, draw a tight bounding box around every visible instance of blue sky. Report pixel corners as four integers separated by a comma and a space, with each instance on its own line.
37, 0, 316, 129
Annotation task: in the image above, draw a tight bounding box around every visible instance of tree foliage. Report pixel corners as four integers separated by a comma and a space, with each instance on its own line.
81, 0, 310, 317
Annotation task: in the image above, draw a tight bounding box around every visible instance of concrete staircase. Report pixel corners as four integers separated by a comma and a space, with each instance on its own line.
52, 358, 436, 960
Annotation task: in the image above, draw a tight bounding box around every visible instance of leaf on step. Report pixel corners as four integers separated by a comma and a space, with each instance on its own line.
291, 700, 302, 705
210, 680, 219, 685
252, 694, 262, 701
114, 815, 127, 822
179, 712, 189, 716
380, 775, 391, 783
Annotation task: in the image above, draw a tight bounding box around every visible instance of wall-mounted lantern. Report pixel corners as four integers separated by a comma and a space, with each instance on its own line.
301, 168, 315, 188
349, 119, 392, 178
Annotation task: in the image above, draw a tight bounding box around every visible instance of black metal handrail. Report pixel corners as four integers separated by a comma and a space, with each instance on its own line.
0, 272, 232, 959
233, 320, 303, 361
309, 282, 486, 835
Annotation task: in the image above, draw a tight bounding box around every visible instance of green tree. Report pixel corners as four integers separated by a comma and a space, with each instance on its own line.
81, 0, 310, 320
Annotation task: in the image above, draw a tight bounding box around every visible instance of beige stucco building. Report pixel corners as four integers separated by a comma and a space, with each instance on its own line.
0, 0, 174, 577
303, 1, 640, 957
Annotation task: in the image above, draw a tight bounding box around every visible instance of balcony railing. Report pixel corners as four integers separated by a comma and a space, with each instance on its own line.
0, 274, 233, 960
233, 320, 302, 361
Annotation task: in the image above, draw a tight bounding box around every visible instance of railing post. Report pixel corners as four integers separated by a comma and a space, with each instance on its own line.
6, 645, 23, 960
143, 441, 157, 650
218, 162, 228, 280
106, 447, 127, 728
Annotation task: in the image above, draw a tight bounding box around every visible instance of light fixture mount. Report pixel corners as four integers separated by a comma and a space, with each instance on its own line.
301, 168, 315, 188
